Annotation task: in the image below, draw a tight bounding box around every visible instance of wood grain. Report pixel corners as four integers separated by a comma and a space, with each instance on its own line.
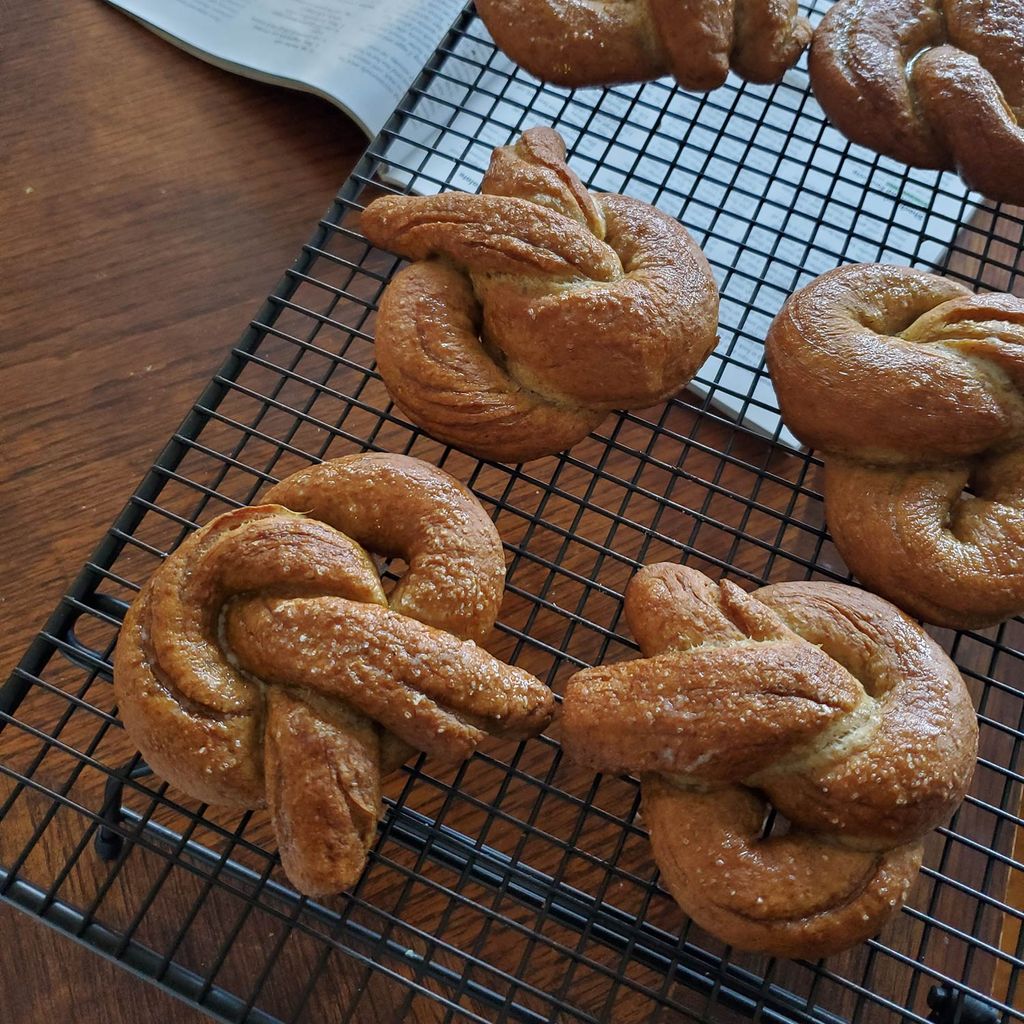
2, 2, 1021, 1022
1, 2, 363, 1020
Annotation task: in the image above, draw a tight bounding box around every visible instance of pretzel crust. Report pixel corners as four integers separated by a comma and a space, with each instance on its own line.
476, 0, 811, 91
810, 0, 1024, 203
113, 454, 555, 895
766, 263, 1024, 628
562, 564, 977, 958
361, 128, 718, 463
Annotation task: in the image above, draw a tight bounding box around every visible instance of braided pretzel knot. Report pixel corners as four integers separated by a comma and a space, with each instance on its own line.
562, 564, 977, 958
475, 0, 811, 90
811, 0, 1024, 204
113, 454, 554, 896
766, 263, 1024, 629
360, 128, 718, 463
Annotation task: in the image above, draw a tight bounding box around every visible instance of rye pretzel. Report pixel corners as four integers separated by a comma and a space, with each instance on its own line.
476, 0, 812, 91
360, 127, 719, 463
766, 263, 1024, 629
113, 454, 555, 896
811, 0, 1024, 204
561, 563, 977, 958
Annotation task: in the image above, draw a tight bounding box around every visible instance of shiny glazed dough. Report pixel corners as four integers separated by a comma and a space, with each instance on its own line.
766, 262, 1024, 628
561, 563, 977, 958
113, 453, 555, 895
476, 0, 811, 91
360, 127, 719, 463
810, 0, 1024, 203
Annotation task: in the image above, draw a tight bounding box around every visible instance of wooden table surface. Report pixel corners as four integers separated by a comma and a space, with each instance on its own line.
2, 2, 364, 1019
3, 3, 1022, 1023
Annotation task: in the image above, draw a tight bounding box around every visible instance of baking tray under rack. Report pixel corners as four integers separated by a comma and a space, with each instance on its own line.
2, 4, 1023, 1022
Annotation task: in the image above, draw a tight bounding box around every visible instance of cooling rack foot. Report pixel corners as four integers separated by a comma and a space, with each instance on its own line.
95, 760, 151, 861
926, 985, 999, 1024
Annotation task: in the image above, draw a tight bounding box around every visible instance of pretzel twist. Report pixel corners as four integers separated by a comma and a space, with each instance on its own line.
766, 263, 1024, 628
562, 564, 977, 958
811, 0, 1024, 203
360, 128, 718, 463
113, 454, 555, 895
476, 0, 812, 91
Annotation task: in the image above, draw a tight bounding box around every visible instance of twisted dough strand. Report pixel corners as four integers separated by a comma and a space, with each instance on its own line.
562, 563, 977, 958
361, 128, 718, 463
114, 454, 554, 895
475, 0, 811, 90
766, 263, 1024, 628
811, 0, 1024, 203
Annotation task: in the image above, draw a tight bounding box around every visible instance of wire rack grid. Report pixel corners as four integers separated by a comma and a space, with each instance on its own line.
2, 3, 1024, 1022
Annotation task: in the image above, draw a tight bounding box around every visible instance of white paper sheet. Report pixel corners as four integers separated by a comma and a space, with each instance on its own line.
107, 0, 466, 136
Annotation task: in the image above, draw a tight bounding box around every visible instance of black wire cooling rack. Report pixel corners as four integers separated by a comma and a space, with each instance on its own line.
3, 4, 1023, 1022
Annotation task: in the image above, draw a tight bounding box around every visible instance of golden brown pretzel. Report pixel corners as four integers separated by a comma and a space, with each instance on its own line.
561, 563, 977, 958
476, 0, 812, 91
113, 454, 555, 896
766, 263, 1024, 628
810, 0, 1024, 203
360, 127, 719, 463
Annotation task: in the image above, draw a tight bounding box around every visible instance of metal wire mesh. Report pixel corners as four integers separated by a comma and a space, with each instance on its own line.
2, 4, 1023, 1022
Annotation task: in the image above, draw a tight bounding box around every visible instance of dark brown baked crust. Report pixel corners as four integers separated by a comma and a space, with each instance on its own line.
765, 262, 1024, 628
561, 563, 977, 958
810, 0, 1024, 203
476, 0, 811, 91
360, 128, 719, 463
113, 453, 555, 895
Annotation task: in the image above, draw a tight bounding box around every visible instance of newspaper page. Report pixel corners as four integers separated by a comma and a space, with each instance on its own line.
106, 0, 466, 137
380, 19, 977, 450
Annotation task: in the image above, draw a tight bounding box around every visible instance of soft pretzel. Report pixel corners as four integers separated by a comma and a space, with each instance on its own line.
766, 263, 1024, 628
360, 127, 719, 463
476, 0, 812, 91
561, 563, 977, 958
810, 0, 1024, 204
113, 454, 555, 895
